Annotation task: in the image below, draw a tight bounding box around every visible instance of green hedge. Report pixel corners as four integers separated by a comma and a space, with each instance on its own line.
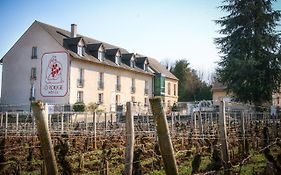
73, 102, 86, 112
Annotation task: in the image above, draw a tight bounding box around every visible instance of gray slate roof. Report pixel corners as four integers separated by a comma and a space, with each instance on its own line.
105, 48, 120, 56
147, 57, 178, 80
87, 43, 103, 51
36, 21, 178, 80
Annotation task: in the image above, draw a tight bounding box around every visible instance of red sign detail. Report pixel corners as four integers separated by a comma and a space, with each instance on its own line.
45, 56, 64, 84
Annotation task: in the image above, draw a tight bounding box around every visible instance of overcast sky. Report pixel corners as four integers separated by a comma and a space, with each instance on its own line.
1, 0, 281, 86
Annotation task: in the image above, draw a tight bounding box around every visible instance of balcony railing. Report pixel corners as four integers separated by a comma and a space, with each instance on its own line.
131, 86, 136, 94
98, 81, 104, 90
116, 84, 121, 92
77, 79, 84, 88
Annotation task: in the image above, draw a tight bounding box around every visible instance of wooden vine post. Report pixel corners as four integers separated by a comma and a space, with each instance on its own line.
124, 102, 135, 175
150, 97, 178, 175
240, 111, 246, 155
171, 112, 174, 134
31, 101, 58, 175
219, 100, 230, 173
192, 112, 197, 131
198, 112, 204, 141
92, 112, 97, 149
104, 113, 107, 136
5, 112, 8, 139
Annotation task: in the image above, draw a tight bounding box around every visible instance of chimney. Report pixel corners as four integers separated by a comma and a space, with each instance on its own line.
71, 24, 77, 38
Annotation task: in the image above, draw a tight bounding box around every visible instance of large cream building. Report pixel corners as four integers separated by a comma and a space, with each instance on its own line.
1, 21, 178, 112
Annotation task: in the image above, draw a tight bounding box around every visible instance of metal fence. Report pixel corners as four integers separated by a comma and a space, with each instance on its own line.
0, 101, 278, 138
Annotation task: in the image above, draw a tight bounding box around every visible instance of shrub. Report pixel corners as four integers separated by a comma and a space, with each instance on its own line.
86, 102, 99, 112
73, 102, 86, 112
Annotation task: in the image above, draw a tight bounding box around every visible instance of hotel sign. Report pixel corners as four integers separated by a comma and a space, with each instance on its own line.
40, 52, 69, 97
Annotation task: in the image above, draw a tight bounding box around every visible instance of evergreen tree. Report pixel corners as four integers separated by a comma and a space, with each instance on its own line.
215, 0, 281, 105
170, 59, 212, 101
170, 59, 190, 101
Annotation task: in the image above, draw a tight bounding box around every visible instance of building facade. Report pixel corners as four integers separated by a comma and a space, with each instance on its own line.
211, 82, 232, 102
1, 21, 178, 112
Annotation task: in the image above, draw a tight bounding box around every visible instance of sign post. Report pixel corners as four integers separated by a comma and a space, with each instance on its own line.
40, 52, 69, 97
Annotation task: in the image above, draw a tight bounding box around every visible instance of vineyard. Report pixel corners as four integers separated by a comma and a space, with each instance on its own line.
0, 99, 281, 175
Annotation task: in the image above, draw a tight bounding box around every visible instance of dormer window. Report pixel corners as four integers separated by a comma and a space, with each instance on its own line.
98, 51, 105, 61
144, 63, 148, 71
97, 45, 105, 61
130, 59, 135, 68
115, 55, 121, 65
105, 48, 121, 64
77, 45, 85, 57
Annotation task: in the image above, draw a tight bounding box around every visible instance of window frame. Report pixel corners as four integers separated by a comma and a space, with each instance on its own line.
31, 46, 37, 59
116, 94, 120, 104
144, 97, 148, 106
79, 68, 84, 79
77, 91, 84, 102
131, 96, 135, 103
144, 80, 148, 95
30, 67, 37, 80
174, 84, 177, 96
98, 51, 105, 61
116, 75, 121, 92
130, 59, 135, 67
168, 82, 171, 95
77, 68, 84, 88
98, 93, 104, 104
115, 55, 121, 65
77, 45, 85, 56
144, 63, 148, 71
98, 72, 104, 90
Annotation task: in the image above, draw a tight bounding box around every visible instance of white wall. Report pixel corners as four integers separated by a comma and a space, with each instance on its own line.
69, 59, 153, 112
164, 78, 178, 109
1, 22, 69, 109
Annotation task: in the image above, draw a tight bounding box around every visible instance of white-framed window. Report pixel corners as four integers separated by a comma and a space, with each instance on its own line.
144, 97, 148, 106
116, 75, 121, 91
31, 67, 37, 80
79, 68, 84, 79
77, 45, 85, 56
30, 85, 36, 100
98, 93, 104, 104
31, 46, 37, 59
98, 51, 105, 61
130, 59, 135, 67
115, 55, 121, 65
131, 96, 135, 102
77, 91, 84, 102
116, 94, 120, 104
144, 80, 148, 94
117, 75, 120, 85
131, 78, 136, 93
98, 72, 104, 89
174, 84, 177, 96
144, 63, 148, 71
99, 72, 104, 81
168, 82, 171, 95
132, 78, 135, 87
77, 68, 84, 88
